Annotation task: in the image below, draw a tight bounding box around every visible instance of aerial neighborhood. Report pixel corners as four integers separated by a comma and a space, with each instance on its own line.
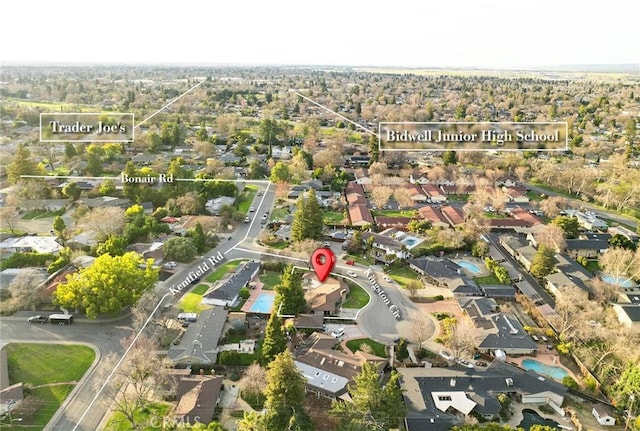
0, 64, 639, 431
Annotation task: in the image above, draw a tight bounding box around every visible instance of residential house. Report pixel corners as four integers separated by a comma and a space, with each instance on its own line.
422, 184, 447, 203
304, 275, 350, 316
612, 304, 640, 333
408, 257, 461, 284
544, 272, 591, 300
480, 284, 516, 300
592, 404, 616, 426
503, 187, 530, 203
201, 261, 260, 307
77, 196, 130, 209
0, 236, 62, 255
440, 205, 465, 227
418, 206, 450, 229
508, 207, 543, 226
404, 184, 428, 203
458, 296, 538, 355
294, 332, 385, 399
565, 209, 608, 231
353, 168, 371, 185
399, 361, 567, 431
173, 374, 223, 425
375, 216, 413, 231
348, 205, 374, 227
205, 196, 235, 215
563, 238, 609, 259
608, 226, 639, 243
167, 306, 228, 366
362, 229, 409, 263
346, 193, 367, 206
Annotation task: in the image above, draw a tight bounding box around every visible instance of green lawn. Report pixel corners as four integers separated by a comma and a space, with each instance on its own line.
344, 254, 374, 266
3, 343, 95, 429
323, 211, 346, 224
526, 191, 545, 202
104, 402, 172, 431
205, 260, 246, 283
270, 207, 289, 221
179, 292, 211, 313
21, 208, 65, 220
260, 271, 282, 290
372, 209, 417, 218
342, 283, 370, 309
473, 274, 502, 285
237, 187, 257, 214
387, 267, 420, 287
585, 260, 600, 274
191, 283, 210, 295
345, 338, 387, 358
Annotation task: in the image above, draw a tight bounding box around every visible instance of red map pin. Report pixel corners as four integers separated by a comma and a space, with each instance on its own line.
311, 247, 336, 282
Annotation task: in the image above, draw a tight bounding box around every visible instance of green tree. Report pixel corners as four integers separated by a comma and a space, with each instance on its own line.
330, 362, 406, 430
530, 245, 557, 278
95, 235, 127, 257
99, 179, 116, 196
237, 411, 267, 431
494, 266, 511, 284
196, 121, 209, 142
442, 150, 458, 166
62, 182, 81, 201
248, 158, 268, 180
269, 161, 291, 183
85, 144, 105, 176
54, 252, 158, 318
613, 362, 640, 414
291, 189, 324, 242
609, 234, 637, 251
163, 237, 197, 262
396, 338, 409, 362
274, 265, 306, 315
52, 215, 66, 239
263, 351, 312, 431
6, 144, 44, 184
551, 215, 579, 239
407, 219, 431, 234
64, 142, 77, 159
258, 118, 285, 156
261, 313, 287, 366
188, 222, 207, 253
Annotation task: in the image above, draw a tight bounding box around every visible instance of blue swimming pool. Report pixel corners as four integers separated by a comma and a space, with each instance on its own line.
521, 359, 568, 380
601, 274, 635, 288
249, 292, 275, 314
457, 260, 482, 274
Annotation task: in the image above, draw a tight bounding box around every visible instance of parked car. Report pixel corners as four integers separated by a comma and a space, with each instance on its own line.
244, 216, 251, 223
383, 275, 392, 282
28, 315, 48, 324
346, 271, 357, 278
331, 328, 345, 338
344, 260, 355, 266
249, 207, 255, 212
439, 350, 455, 361
457, 358, 474, 368
164, 261, 177, 268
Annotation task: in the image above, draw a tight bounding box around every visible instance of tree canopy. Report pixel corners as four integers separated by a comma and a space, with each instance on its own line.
274, 265, 306, 315
530, 245, 556, 278
291, 189, 324, 242
54, 252, 158, 318
261, 313, 287, 365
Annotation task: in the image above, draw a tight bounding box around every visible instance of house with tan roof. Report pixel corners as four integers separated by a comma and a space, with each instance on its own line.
173, 374, 223, 425
440, 205, 465, 227
348, 205, 374, 227
303, 275, 350, 316
418, 206, 450, 229
421, 184, 447, 203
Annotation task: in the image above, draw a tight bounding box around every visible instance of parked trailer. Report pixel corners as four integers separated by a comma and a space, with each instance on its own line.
49, 314, 73, 325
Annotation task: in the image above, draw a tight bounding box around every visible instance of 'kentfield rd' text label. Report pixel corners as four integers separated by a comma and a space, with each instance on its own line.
169, 251, 224, 295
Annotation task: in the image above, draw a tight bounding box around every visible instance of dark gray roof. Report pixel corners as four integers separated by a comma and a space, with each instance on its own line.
409, 258, 461, 279
565, 239, 609, 251
167, 306, 228, 365
481, 284, 516, 298
203, 261, 261, 303
554, 253, 593, 282
478, 314, 538, 351
545, 272, 591, 294
617, 304, 640, 322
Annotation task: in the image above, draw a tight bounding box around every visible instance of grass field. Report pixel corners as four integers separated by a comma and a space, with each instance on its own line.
260, 271, 282, 290
345, 338, 387, 358
179, 292, 211, 313
191, 284, 210, 295
372, 209, 417, 218
237, 186, 258, 214
205, 260, 246, 283
104, 402, 171, 431
21, 208, 65, 220
3, 343, 95, 429
270, 207, 289, 221
323, 211, 346, 224
341, 283, 370, 309
473, 274, 501, 285
387, 267, 420, 287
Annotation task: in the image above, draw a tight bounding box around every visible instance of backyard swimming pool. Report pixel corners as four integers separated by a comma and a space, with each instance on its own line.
601, 274, 635, 288
401, 235, 423, 249
457, 260, 482, 274
249, 292, 275, 314
521, 359, 568, 380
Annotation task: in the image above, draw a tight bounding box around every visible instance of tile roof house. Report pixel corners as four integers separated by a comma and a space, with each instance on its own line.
303, 275, 350, 316
508, 207, 543, 226
362, 229, 409, 262
440, 205, 465, 227
348, 205, 374, 227
421, 184, 447, 203
418, 206, 450, 229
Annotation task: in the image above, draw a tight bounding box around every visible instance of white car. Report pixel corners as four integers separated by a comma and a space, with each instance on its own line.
457, 358, 474, 369
383, 275, 392, 282
249, 207, 255, 212
439, 350, 455, 361
331, 328, 345, 338
346, 271, 357, 278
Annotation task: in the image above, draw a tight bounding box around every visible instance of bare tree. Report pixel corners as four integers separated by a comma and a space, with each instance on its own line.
239, 363, 267, 405
534, 224, 567, 252
514, 166, 529, 183
427, 166, 446, 184
409, 315, 433, 349
600, 248, 640, 284
393, 187, 415, 209
0, 206, 20, 234
79, 206, 125, 239
95, 334, 173, 430
446, 320, 476, 359
370, 186, 393, 208
406, 279, 422, 299
368, 161, 388, 177
8, 272, 46, 311
539, 196, 568, 218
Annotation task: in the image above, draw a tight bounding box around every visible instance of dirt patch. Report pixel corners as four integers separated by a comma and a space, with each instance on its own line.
415, 298, 464, 320
305, 394, 340, 431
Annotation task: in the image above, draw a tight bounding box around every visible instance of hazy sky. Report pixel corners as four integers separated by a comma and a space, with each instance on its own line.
2, 0, 638, 68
